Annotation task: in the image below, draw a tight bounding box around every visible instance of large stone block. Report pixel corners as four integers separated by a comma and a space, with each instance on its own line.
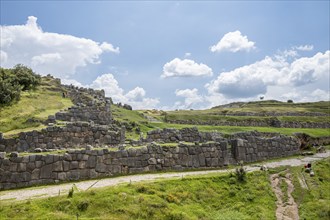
148, 158, 157, 165
45, 155, 54, 164
53, 161, 63, 171
70, 161, 79, 170
87, 156, 97, 168
95, 163, 108, 173
40, 164, 53, 179
17, 163, 27, 172
57, 172, 67, 181
198, 154, 206, 167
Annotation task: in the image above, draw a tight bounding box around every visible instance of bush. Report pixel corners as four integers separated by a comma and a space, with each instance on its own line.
0, 65, 40, 105
77, 200, 89, 212
12, 64, 41, 91
235, 165, 247, 182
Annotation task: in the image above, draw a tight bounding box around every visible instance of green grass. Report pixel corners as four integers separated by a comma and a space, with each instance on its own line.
212, 100, 330, 114
165, 110, 330, 124
0, 77, 73, 135
0, 171, 276, 220
148, 123, 330, 138
290, 158, 330, 219
1, 159, 329, 220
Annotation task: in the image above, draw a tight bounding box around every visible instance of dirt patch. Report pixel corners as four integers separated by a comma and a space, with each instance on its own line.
271, 172, 299, 220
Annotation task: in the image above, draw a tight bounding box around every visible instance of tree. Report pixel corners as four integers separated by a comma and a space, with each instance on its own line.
0, 65, 41, 105
12, 64, 41, 90
0, 68, 21, 105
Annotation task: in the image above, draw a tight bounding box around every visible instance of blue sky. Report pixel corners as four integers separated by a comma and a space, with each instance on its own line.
1, 1, 329, 109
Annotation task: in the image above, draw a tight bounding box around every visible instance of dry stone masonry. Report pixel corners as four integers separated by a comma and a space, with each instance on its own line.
0, 132, 300, 190
144, 127, 223, 143
0, 122, 124, 153
167, 119, 330, 129
0, 77, 324, 190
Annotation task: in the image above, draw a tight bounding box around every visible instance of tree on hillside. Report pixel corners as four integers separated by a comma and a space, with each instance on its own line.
12, 64, 41, 90
0, 68, 21, 104
0, 65, 41, 105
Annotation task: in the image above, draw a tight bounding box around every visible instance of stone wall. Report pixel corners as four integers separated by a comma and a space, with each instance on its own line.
216, 112, 329, 117
231, 136, 300, 163
55, 104, 112, 125
63, 85, 106, 106
167, 119, 330, 129
144, 127, 223, 143
0, 123, 124, 153
0, 134, 300, 190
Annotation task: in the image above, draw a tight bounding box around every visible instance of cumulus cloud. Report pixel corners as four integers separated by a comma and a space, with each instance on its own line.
0, 16, 119, 77
161, 58, 213, 78
125, 87, 146, 102
286, 51, 329, 86
206, 50, 330, 104
210, 30, 256, 53
174, 88, 204, 109
88, 73, 159, 109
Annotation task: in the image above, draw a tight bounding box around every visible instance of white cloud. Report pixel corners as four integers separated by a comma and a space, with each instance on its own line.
286, 51, 329, 86
184, 52, 191, 58
125, 87, 146, 102
295, 45, 314, 51
174, 88, 204, 109
89, 73, 159, 110
61, 79, 84, 87
31, 53, 62, 66
90, 74, 126, 103
0, 16, 119, 77
161, 58, 213, 78
205, 50, 330, 105
210, 30, 256, 53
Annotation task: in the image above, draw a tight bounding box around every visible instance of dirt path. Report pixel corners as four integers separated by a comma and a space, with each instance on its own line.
1, 151, 329, 202
271, 172, 299, 220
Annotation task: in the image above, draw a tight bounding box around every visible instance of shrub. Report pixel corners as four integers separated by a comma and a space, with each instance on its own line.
68, 187, 74, 198
12, 64, 41, 91
0, 65, 40, 105
77, 200, 89, 212
235, 165, 247, 182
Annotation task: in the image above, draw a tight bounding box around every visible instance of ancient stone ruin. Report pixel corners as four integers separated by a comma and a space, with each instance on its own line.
0, 132, 300, 190
0, 78, 317, 190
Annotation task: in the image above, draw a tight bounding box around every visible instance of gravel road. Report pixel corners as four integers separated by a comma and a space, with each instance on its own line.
1, 151, 329, 201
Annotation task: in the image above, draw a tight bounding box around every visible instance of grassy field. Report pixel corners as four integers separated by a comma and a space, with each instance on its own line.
1, 158, 329, 220
0, 77, 73, 136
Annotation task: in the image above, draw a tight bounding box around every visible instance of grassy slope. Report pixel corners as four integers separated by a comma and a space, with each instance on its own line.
112, 105, 330, 139
165, 100, 330, 123
0, 171, 276, 220
1, 159, 329, 220
0, 77, 73, 137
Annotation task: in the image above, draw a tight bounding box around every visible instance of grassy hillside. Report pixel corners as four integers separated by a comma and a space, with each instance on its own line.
112, 106, 330, 139
0, 76, 72, 136
164, 100, 330, 124
1, 77, 329, 139
212, 100, 330, 114
1, 158, 329, 219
